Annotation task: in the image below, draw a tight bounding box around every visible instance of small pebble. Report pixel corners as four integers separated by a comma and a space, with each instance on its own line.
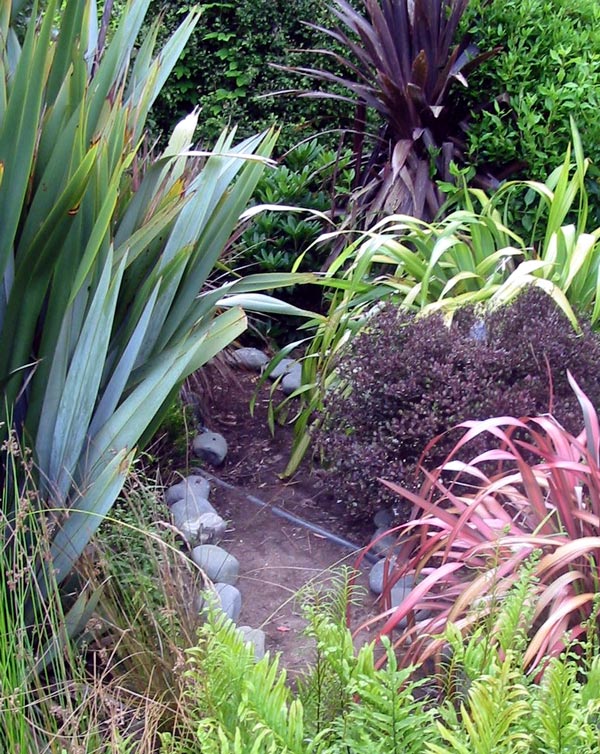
281, 362, 302, 395
268, 358, 297, 380
165, 476, 210, 506
232, 347, 269, 372
237, 625, 266, 660
368, 556, 397, 595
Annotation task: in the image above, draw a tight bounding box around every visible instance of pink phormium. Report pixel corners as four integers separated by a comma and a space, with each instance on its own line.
357, 373, 600, 671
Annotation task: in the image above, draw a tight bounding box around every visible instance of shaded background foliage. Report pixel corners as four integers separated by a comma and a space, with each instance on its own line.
147, 0, 357, 152
318, 288, 600, 522
460, 0, 600, 206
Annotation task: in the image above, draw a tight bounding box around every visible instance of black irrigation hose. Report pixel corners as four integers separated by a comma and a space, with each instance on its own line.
196, 469, 380, 565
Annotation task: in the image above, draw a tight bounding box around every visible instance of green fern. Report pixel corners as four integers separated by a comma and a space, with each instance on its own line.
439, 556, 541, 707
174, 608, 306, 753
430, 655, 531, 754
323, 637, 436, 754
530, 657, 580, 754
581, 656, 600, 708
494, 555, 540, 659
296, 567, 362, 738
161, 565, 600, 754
581, 593, 600, 668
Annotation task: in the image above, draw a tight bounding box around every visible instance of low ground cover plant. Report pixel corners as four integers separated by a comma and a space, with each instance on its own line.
224, 138, 354, 341
159, 567, 600, 753
317, 286, 600, 522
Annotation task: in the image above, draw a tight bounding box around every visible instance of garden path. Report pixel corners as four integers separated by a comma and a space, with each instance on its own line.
181, 366, 377, 672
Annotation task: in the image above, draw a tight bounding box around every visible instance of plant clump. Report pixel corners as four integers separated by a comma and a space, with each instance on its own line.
461, 0, 600, 199
317, 286, 600, 522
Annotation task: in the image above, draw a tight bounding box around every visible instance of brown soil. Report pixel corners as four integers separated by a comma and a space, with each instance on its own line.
169, 364, 379, 673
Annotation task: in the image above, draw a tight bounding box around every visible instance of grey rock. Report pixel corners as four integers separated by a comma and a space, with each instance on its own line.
197, 583, 242, 623
390, 574, 416, 607
232, 347, 269, 372
193, 431, 228, 466
368, 556, 397, 595
165, 475, 210, 506
268, 357, 297, 380
177, 517, 202, 543
469, 320, 487, 344
388, 575, 430, 631
215, 583, 242, 622
373, 508, 394, 529
191, 544, 239, 585
281, 362, 302, 395
171, 496, 216, 526
173, 508, 224, 545
192, 511, 227, 544
237, 625, 266, 660
197, 511, 227, 542
369, 526, 397, 556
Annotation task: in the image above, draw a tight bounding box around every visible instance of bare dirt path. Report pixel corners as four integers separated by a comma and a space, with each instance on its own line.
179, 366, 377, 671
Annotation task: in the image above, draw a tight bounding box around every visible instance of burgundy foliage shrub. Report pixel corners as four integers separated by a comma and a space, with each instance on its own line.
317, 287, 600, 522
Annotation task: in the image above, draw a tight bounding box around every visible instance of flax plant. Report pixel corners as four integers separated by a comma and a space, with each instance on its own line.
0, 0, 312, 631
364, 373, 600, 672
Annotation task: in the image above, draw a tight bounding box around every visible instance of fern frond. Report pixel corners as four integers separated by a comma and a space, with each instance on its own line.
533, 657, 577, 752
495, 554, 540, 659
529, 655, 600, 754
300, 566, 363, 628
298, 570, 361, 738
326, 637, 435, 754
182, 607, 305, 752
185, 607, 258, 729
436, 655, 531, 754
581, 656, 600, 706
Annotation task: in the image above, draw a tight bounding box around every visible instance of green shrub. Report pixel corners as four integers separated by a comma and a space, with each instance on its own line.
226, 138, 354, 341
148, 0, 357, 151
234, 139, 354, 276
461, 0, 600, 200
83, 475, 204, 720
317, 287, 600, 522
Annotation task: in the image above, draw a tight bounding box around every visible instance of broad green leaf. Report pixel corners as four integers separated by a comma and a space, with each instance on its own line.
40, 252, 126, 500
